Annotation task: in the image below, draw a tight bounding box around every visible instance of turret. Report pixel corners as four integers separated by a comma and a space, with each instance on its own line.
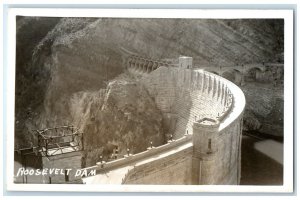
179, 56, 193, 69
191, 117, 220, 184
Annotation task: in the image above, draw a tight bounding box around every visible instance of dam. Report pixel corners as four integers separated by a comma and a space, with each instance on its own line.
14, 55, 246, 185
81, 55, 246, 185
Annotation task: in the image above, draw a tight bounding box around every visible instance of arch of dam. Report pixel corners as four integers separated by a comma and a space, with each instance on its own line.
81, 56, 246, 185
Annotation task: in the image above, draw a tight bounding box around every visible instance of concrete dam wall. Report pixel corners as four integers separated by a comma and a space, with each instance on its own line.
82, 56, 246, 185
141, 66, 234, 139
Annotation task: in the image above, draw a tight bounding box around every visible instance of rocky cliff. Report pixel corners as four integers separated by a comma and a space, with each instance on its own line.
70, 73, 164, 166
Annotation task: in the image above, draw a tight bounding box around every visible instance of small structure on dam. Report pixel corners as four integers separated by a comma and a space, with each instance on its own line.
192, 117, 222, 184
179, 56, 193, 69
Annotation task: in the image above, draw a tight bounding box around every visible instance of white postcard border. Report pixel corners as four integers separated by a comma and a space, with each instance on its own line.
4, 8, 294, 193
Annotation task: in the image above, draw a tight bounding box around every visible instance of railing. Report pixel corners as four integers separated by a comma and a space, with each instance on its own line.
81, 134, 192, 175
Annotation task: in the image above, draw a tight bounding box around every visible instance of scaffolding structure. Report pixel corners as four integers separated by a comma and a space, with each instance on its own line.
15, 125, 83, 158
35, 125, 83, 157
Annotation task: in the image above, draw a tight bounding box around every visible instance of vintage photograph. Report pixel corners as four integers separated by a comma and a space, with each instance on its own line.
12, 14, 285, 187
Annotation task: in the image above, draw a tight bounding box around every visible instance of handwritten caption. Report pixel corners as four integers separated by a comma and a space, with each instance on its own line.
16, 167, 96, 177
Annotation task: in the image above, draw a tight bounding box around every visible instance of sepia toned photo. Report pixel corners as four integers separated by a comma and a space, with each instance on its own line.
6, 9, 293, 192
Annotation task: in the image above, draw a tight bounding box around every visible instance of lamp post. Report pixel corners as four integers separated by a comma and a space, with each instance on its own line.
127, 148, 130, 156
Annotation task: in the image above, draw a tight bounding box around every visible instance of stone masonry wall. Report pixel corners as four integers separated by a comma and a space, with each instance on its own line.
191, 115, 243, 185
212, 117, 243, 184
142, 67, 233, 139
123, 145, 193, 184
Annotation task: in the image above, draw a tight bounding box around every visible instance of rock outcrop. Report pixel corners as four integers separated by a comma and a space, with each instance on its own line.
70, 73, 164, 166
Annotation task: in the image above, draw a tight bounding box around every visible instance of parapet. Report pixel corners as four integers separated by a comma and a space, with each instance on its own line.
193, 117, 220, 129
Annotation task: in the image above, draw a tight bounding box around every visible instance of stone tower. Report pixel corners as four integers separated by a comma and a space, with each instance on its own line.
179, 56, 193, 69
191, 117, 220, 184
